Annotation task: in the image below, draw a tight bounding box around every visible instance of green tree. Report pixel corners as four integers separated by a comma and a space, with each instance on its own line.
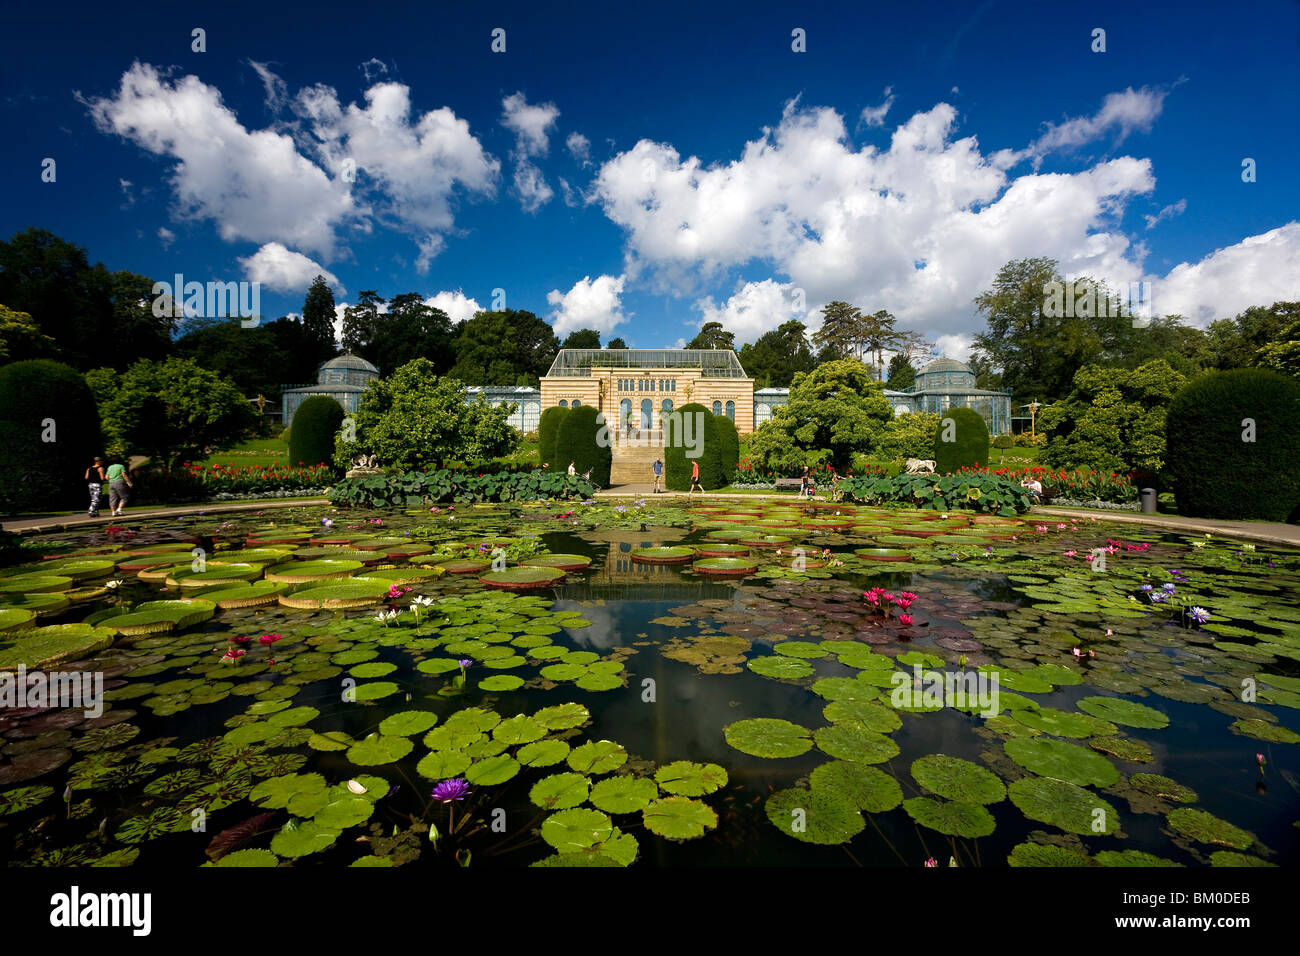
876, 411, 940, 460
664, 403, 723, 490
1110, 314, 1211, 375
886, 353, 916, 390
334, 358, 519, 470
1207, 302, 1300, 370
561, 328, 602, 350
301, 275, 339, 367
811, 301, 862, 361
1039, 360, 1186, 477
288, 395, 345, 469
340, 290, 386, 357
0, 303, 55, 363
686, 321, 735, 350
606, 337, 628, 349
555, 405, 612, 486
450, 310, 560, 386
738, 320, 816, 387
174, 316, 294, 400
748, 359, 893, 470
0, 359, 102, 513
368, 293, 455, 375
1255, 316, 1300, 377
89, 357, 256, 469
537, 406, 569, 469
857, 309, 898, 379
933, 407, 989, 473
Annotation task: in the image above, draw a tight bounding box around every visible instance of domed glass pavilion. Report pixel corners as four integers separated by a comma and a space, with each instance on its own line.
281, 353, 380, 427
883, 357, 1013, 434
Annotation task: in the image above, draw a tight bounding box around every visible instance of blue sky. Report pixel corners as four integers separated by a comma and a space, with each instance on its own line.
2, 0, 1296, 358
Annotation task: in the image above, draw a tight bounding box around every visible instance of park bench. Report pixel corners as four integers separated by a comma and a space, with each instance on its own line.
773, 478, 806, 492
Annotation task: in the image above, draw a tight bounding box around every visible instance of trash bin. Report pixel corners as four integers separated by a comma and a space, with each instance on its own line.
1140, 487, 1158, 514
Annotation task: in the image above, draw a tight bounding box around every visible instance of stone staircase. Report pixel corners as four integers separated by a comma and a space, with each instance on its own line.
608, 433, 665, 485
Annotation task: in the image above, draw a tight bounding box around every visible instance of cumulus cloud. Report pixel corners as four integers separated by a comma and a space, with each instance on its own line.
592, 95, 1166, 347
694, 279, 800, 343
424, 289, 482, 324
157, 226, 175, 248
1022, 86, 1168, 167
1144, 199, 1187, 230
500, 92, 560, 212
859, 86, 894, 128
547, 274, 627, 336
566, 131, 591, 165
84, 62, 356, 258
238, 242, 345, 294
1152, 223, 1300, 326
513, 162, 554, 214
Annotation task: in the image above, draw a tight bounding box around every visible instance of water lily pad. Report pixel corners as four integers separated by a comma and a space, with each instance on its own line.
520, 554, 593, 571
567, 740, 627, 774
747, 656, 815, 679
814, 724, 899, 764
630, 546, 696, 564
1008, 843, 1095, 867
724, 718, 813, 758
691, 557, 759, 576
250, 772, 327, 809
912, 755, 1006, 804
1004, 738, 1120, 787
765, 787, 864, 844
809, 761, 902, 813
531, 772, 591, 809
479, 567, 566, 589
1076, 696, 1170, 729
1130, 773, 1198, 803
264, 559, 362, 583
517, 739, 571, 768
903, 797, 996, 837
1008, 776, 1118, 835
590, 775, 659, 813
493, 715, 546, 745
642, 796, 717, 840
1166, 808, 1254, 849
416, 750, 472, 781
654, 761, 728, 797
347, 734, 413, 766
465, 753, 520, 785
279, 580, 391, 610
1095, 849, 1183, 867
0, 623, 115, 669
313, 795, 375, 829
270, 819, 339, 857
541, 807, 613, 851
1010, 706, 1115, 738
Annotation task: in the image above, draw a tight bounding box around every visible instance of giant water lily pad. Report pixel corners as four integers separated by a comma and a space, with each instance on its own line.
814, 724, 899, 764
279, 580, 392, 610
479, 567, 565, 590
0, 623, 115, 669
691, 558, 759, 576
765, 788, 864, 845
520, 554, 592, 571
1010, 706, 1115, 738
631, 546, 696, 564
0, 607, 36, 633
1130, 773, 1198, 803
724, 718, 813, 758
95, 599, 215, 637
1004, 738, 1120, 787
1008, 777, 1118, 835
199, 581, 288, 608
1076, 696, 1170, 729
903, 797, 996, 837
911, 755, 1006, 804
264, 560, 362, 583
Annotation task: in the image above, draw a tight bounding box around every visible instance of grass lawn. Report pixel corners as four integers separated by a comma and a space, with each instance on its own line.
199, 437, 290, 468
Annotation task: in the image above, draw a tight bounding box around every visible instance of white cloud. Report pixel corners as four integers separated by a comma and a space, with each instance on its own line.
501, 91, 559, 157
248, 60, 287, 113
157, 226, 175, 248
1152, 223, 1300, 326
238, 242, 345, 294
513, 162, 554, 214
592, 95, 1166, 349
566, 131, 591, 165
1144, 199, 1187, 230
333, 302, 347, 346
1022, 86, 1167, 166
547, 274, 627, 336
424, 290, 482, 324
694, 279, 800, 344
932, 333, 972, 362
859, 86, 894, 128
85, 62, 356, 258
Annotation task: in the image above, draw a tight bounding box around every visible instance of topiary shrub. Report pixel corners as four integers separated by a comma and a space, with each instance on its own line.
714, 414, 740, 485
554, 404, 611, 486
288, 395, 346, 469
933, 407, 989, 474
991, 435, 1014, 449
0, 359, 102, 514
1164, 368, 1300, 521
664, 403, 724, 490
538, 405, 569, 470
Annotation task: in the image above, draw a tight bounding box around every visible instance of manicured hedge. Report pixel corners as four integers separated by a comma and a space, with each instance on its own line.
839, 471, 1031, 515
0, 360, 102, 514
328, 469, 590, 507
664, 403, 725, 490
554, 404, 611, 486
714, 414, 740, 486
1165, 368, 1300, 521
538, 405, 568, 470
934, 407, 990, 473
288, 395, 345, 469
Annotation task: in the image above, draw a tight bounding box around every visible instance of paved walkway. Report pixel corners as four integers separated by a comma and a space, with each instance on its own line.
1032, 506, 1300, 547
2, 498, 328, 535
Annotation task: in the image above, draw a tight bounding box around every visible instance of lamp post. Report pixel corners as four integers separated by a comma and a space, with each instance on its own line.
1028, 401, 1040, 438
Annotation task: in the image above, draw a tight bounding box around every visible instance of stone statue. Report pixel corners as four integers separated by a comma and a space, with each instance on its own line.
904, 458, 937, 475
346, 454, 383, 478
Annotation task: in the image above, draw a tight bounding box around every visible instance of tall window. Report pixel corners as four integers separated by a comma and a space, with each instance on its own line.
725, 400, 735, 420
712, 401, 722, 416
641, 398, 652, 429
558, 400, 568, 408
661, 399, 673, 417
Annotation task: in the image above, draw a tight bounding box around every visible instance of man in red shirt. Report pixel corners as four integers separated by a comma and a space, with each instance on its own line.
689, 458, 703, 498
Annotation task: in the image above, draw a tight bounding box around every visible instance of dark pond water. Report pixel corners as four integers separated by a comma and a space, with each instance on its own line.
1, 501, 1296, 867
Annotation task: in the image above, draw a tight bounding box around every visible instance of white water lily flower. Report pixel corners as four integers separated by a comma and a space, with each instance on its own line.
346, 780, 368, 795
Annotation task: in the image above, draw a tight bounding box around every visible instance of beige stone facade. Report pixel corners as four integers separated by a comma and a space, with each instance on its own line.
540, 349, 756, 435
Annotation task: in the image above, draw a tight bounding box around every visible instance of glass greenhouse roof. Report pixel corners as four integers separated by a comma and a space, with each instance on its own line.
545, 349, 748, 378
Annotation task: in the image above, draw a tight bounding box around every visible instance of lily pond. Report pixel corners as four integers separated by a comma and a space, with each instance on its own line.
1, 499, 1298, 868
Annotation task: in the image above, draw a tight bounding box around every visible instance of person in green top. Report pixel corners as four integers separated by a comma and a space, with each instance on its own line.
105, 459, 133, 516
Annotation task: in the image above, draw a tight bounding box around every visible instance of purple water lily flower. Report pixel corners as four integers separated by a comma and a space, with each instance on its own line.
1161, 583, 1177, 593
1140, 584, 1153, 592
1148, 591, 1167, 604
432, 778, 471, 802
1188, 606, 1210, 625
458, 659, 472, 668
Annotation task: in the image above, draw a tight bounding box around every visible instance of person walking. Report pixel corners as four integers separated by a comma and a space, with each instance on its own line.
688, 458, 703, 498
652, 458, 663, 494
106, 458, 133, 516
84, 456, 107, 517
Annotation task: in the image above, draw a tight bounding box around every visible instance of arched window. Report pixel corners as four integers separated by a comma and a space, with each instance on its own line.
725, 400, 735, 420
620, 398, 632, 425
572, 399, 581, 407
712, 401, 722, 416
661, 399, 673, 416
558, 400, 568, 408
640, 398, 652, 429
